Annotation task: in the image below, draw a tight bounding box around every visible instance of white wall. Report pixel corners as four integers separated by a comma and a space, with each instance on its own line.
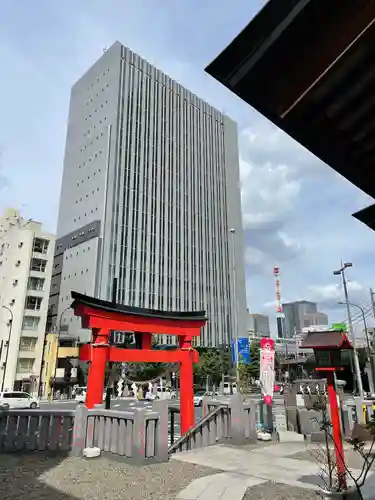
58, 237, 99, 340
0, 210, 54, 394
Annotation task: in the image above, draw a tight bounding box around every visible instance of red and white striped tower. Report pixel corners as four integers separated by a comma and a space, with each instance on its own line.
273, 265, 285, 338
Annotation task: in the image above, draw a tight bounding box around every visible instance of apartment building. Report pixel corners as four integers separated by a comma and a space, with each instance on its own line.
0, 208, 54, 395
48, 41, 247, 347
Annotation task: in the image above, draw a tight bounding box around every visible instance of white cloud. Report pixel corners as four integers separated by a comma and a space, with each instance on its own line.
245, 246, 266, 266
240, 157, 301, 231
239, 124, 305, 274
277, 231, 302, 253
307, 281, 363, 302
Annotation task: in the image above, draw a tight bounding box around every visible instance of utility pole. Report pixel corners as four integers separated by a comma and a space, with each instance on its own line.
230, 228, 240, 390
370, 288, 375, 319
105, 277, 117, 409
333, 262, 364, 399
339, 300, 375, 395
1, 306, 13, 392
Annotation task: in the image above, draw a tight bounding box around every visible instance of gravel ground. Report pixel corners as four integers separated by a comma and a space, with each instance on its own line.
242, 481, 322, 500
0, 454, 221, 500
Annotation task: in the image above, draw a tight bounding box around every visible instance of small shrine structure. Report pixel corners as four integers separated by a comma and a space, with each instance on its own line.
301, 330, 353, 489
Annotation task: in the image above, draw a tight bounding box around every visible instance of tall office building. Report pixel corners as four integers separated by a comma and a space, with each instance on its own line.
48, 41, 247, 347
247, 313, 270, 338
0, 208, 54, 394
283, 300, 328, 338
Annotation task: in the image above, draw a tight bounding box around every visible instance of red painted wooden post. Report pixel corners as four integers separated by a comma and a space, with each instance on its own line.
85, 328, 109, 409
179, 335, 195, 434
142, 332, 152, 350
327, 372, 347, 489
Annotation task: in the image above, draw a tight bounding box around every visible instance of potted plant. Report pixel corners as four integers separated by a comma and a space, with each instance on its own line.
307, 395, 375, 500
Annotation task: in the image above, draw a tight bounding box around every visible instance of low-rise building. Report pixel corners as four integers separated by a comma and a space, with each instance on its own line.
40, 332, 80, 399
0, 208, 54, 395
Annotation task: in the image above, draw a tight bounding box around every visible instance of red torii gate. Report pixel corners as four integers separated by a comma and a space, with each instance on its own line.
71, 292, 206, 434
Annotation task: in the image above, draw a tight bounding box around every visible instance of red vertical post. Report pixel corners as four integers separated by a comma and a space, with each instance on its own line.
327, 371, 347, 489
142, 332, 152, 350
85, 328, 109, 409
179, 335, 195, 434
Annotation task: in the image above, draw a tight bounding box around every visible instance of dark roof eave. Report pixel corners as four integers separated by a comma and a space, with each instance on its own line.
205, 0, 305, 86
205, 2, 375, 200
70, 291, 207, 322
352, 203, 375, 231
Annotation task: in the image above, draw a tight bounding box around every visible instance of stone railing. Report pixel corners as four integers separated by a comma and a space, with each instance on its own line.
72, 400, 169, 464
284, 389, 366, 441
0, 410, 74, 452
0, 401, 169, 464
0, 396, 264, 461
168, 394, 259, 455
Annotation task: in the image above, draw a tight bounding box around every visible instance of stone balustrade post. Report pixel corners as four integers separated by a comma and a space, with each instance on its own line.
131, 407, 147, 465
71, 404, 88, 456
229, 393, 246, 444
153, 399, 168, 462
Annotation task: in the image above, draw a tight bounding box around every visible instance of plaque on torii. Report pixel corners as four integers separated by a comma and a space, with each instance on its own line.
70, 291, 206, 434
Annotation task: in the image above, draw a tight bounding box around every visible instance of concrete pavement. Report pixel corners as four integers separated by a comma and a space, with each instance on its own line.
172, 441, 375, 500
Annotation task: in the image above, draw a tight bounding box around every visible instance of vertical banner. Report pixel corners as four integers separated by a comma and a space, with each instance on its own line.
260, 338, 275, 406
231, 337, 251, 364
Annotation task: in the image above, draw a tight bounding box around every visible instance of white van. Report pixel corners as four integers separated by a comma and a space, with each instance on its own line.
0, 391, 39, 409
156, 387, 177, 400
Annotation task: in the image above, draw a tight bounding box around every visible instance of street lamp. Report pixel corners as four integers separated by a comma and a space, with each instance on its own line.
338, 301, 375, 394
1, 305, 14, 392
229, 228, 240, 389
333, 262, 364, 398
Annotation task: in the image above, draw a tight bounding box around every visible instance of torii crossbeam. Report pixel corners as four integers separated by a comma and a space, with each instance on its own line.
70, 291, 206, 433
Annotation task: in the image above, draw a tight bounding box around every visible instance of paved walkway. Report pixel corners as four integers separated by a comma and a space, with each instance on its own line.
171, 442, 375, 500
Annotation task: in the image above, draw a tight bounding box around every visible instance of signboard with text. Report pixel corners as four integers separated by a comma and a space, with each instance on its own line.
109, 330, 133, 346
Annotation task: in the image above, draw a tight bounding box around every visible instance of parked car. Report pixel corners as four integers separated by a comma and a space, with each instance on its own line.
145, 391, 158, 401
0, 391, 39, 409
156, 387, 177, 400
193, 391, 219, 407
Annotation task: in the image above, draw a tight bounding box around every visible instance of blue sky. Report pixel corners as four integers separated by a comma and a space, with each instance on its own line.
1, 0, 374, 333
